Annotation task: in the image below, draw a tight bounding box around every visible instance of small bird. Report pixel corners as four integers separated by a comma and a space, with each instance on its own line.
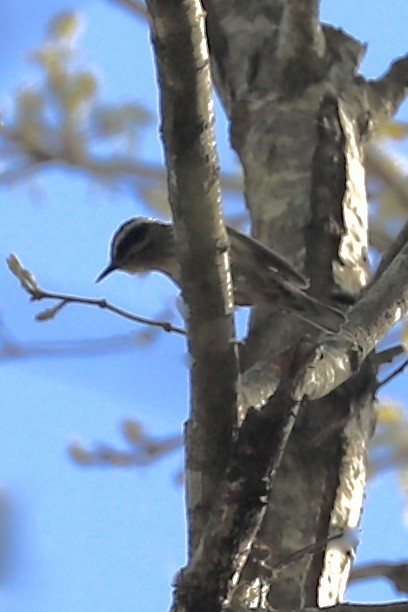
96, 218, 346, 332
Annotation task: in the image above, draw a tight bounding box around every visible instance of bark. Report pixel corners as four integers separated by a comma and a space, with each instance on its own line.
145, 0, 241, 557
202, 2, 408, 609
143, 0, 408, 610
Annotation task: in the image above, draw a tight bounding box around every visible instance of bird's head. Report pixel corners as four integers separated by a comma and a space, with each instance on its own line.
96, 218, 177, 283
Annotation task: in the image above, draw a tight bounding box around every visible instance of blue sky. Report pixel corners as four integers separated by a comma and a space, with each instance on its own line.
1, 1, 408, 610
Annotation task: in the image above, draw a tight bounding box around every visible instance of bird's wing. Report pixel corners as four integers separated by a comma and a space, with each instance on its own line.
227, 225, 309, 289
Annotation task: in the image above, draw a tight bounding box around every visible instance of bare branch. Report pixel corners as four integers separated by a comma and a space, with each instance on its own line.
70, 420, 182, 468
377, 357, 408, 389
298, 235, 408, 401
108, 0, 147, 18
1, 127, 242, 194
368, 53, 408, 126
0, 332, 158, 361
351, 561, 408, 595
36, 292, 185, 335
145, 0, 240, 560
7, 254, 186, 336
373, 345, 406, 366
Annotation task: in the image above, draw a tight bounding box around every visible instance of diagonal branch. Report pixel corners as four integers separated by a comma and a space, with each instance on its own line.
367, 53, 408, 127
240, 234, 408, 415
175, 350, 303, 610
294, 233, 408, 401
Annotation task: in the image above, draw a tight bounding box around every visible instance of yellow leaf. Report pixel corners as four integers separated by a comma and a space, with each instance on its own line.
376, 401, 404, 425
48, 11, 83, 42
373, 120, 408, 142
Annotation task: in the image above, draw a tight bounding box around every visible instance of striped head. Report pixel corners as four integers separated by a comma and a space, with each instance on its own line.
96, 218, 179, 282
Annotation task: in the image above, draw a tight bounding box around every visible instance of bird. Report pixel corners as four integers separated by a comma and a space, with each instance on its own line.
96, 218, 346, 332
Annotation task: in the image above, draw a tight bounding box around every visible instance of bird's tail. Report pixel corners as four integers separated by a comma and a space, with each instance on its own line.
289, 292, 346, 333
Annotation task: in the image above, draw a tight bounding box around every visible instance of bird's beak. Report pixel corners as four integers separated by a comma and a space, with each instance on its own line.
95, 263, 117, 283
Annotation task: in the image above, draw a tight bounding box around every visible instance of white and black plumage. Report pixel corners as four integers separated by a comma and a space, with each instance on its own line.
96, 218, 346, 332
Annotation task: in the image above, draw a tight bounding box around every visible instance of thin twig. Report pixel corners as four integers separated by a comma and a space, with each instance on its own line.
377, 357, 408, 389
0, 332, 161, 361
7, 253, 186, 336
372, 345, 405, 366
1, 127, 242, 192
30, 288, 187, 335
70, 429, 183, 468
109, 0, 147, 17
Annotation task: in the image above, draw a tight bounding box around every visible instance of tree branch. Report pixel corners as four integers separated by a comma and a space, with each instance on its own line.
368, 54, 408, 126
377, 357, 408, 389
0, 130, 242, 195
351, 561, 408, 595
298, 235, 408, 401
70, 421, 183, 469
175, 350, 303, 610
145, 0, 240, 559
109, 0, 147, 18
0, 332, 162, 361
7, 254, 186, 335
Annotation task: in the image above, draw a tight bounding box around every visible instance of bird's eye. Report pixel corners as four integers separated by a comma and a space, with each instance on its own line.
115, 223, 150, 261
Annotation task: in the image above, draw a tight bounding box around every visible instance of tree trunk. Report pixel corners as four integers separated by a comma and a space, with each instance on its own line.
145, 0, 408, 610
204, 2, 373, 607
